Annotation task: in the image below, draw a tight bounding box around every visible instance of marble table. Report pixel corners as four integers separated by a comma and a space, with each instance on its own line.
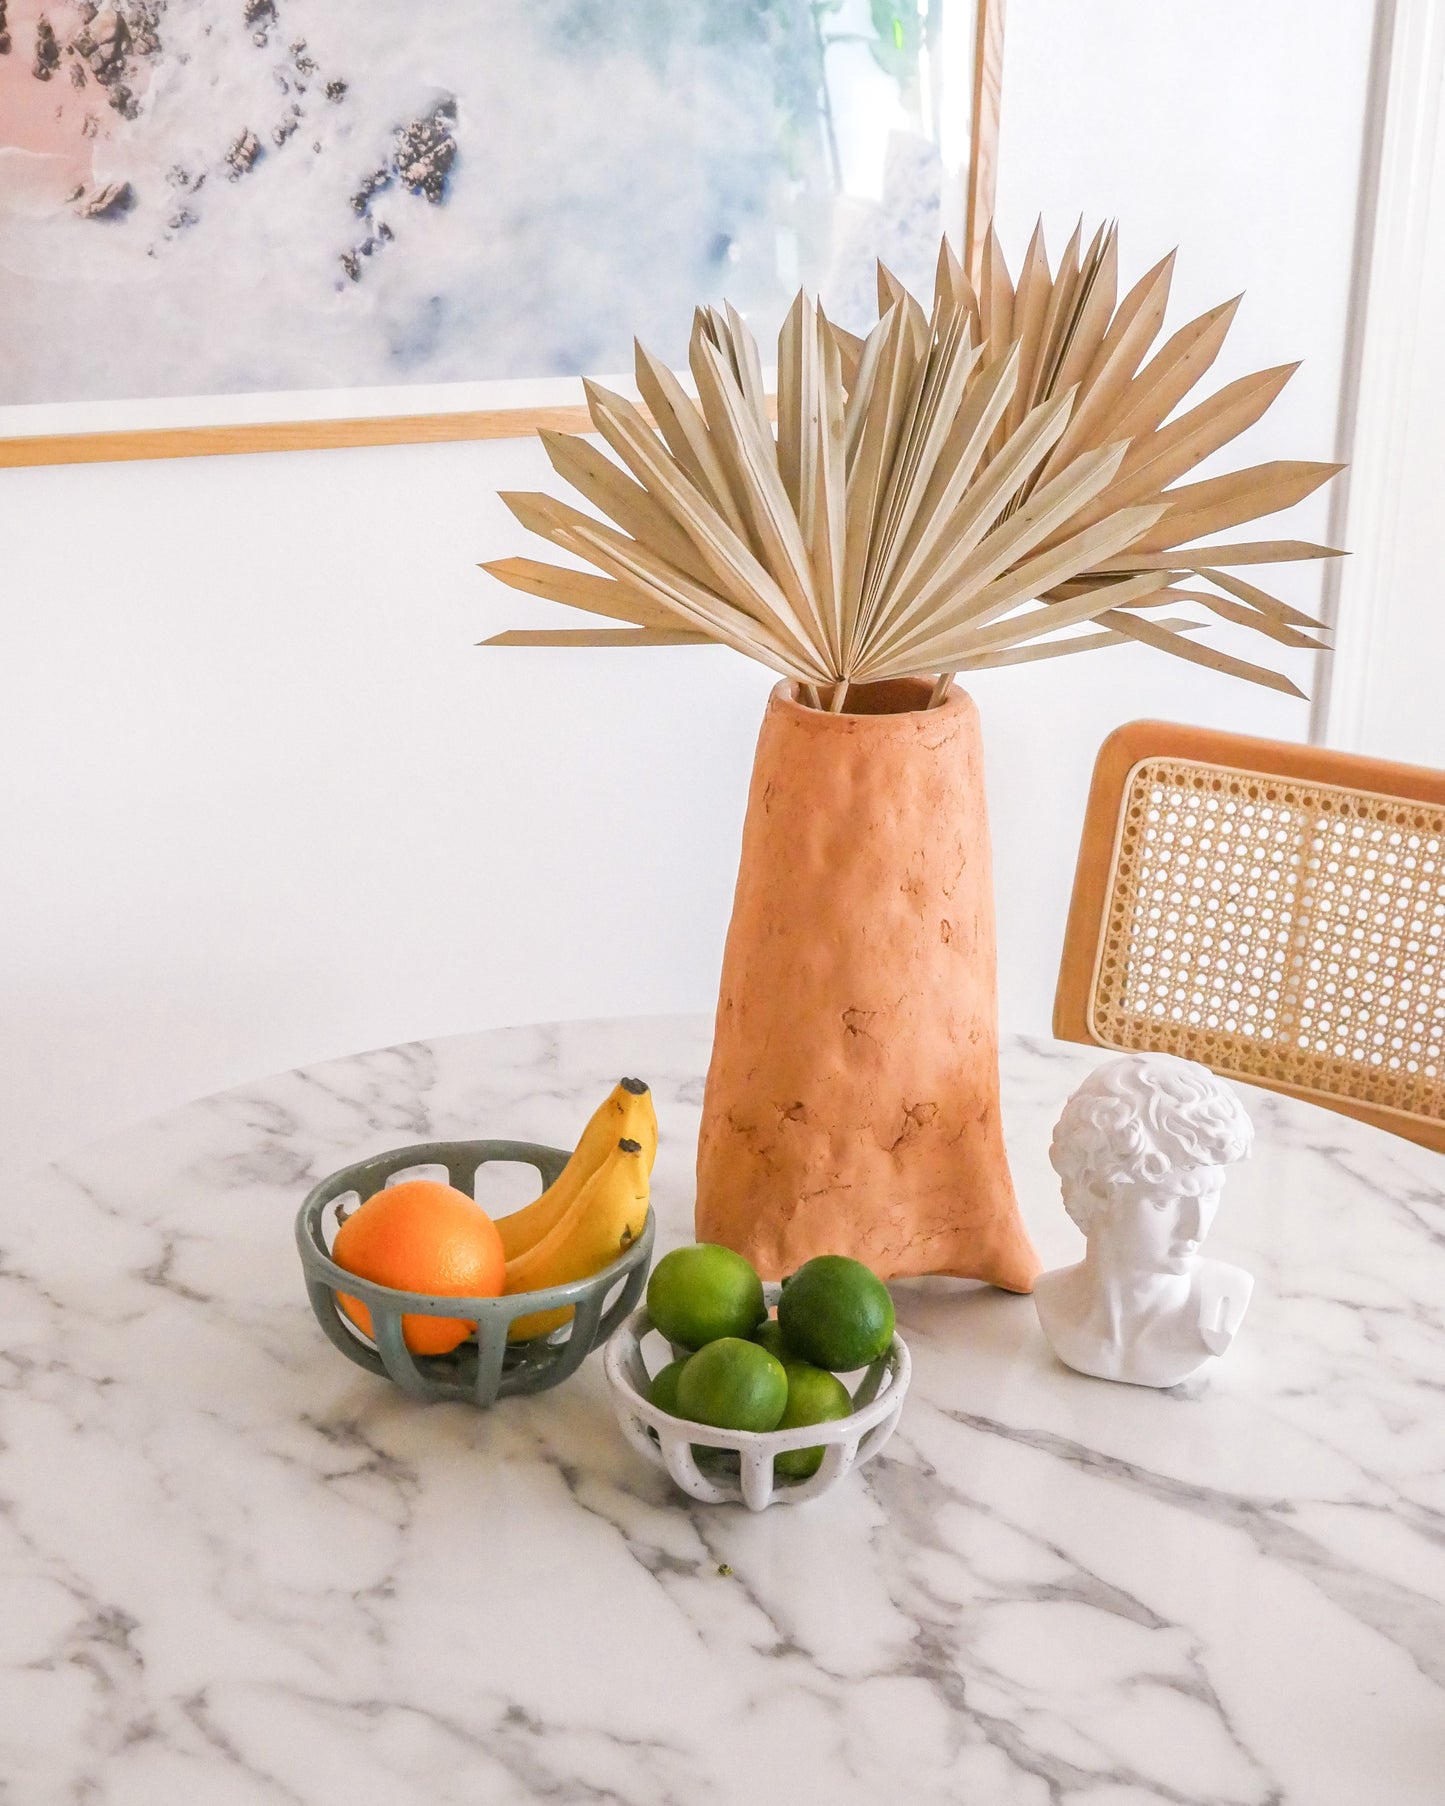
4, 1016, 1443, 1805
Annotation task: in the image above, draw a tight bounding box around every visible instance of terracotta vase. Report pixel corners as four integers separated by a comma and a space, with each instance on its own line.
695, 677, 1040, 1291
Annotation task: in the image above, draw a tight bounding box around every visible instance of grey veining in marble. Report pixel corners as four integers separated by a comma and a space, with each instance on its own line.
2, 1016, 1442, 1804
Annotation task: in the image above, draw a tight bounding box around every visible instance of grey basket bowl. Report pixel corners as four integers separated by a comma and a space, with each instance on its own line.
295, 1138, 654, 1407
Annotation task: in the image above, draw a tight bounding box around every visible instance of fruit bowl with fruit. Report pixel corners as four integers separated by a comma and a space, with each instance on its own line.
604, 1245, 912, 1510
296, 1080, 659, 1407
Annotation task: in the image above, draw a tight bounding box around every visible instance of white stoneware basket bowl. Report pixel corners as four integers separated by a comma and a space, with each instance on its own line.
603, 1284, 911, 1510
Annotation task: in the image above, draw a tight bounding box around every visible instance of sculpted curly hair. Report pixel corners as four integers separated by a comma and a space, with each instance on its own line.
1049, 1055, 1253, 1234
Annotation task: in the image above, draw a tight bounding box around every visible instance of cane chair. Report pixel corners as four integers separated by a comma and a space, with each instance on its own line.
1054, 720, 1445, 1154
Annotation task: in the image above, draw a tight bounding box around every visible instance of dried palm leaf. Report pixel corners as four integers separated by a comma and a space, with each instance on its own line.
480, 226, 1342, 707
485, 628, 711, 647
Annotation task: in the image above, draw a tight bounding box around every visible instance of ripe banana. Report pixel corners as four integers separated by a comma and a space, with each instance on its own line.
495, 1077, 657, 1262
504, 1136, 650, 1342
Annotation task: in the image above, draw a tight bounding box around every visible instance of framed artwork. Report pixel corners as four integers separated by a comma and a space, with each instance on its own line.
0, 0, 1004, 466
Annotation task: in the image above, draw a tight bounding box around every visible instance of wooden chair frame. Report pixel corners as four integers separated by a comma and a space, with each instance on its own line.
1055, 719, 1445, 1154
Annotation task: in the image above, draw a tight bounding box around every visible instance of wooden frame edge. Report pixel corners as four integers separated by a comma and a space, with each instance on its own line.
0, 403, 601, 469
1052, 720, 1150, 1043
1107, 717, 1445, 805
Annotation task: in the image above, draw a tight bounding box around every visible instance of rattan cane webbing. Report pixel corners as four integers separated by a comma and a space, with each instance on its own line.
1088, 756, 1445, 1122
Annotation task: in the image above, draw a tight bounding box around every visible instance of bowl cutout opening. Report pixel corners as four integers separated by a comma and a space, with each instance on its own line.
638, 1326, 677, 1374
692, 1446, 741, 1477
321, 1191, 361, 1251
329, 1296, 475, 1359
334, 1297, 377, 1349
472, 1159, 547, 1216
601, 1272, 631, 1308
384, 1163, 450, 1189
322, 1281, 496, 1363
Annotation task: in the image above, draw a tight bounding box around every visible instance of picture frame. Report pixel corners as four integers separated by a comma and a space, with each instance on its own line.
0, 0, 1005, 469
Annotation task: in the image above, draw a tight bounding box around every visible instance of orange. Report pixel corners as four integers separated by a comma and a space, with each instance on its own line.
332, 1179, 505, 1355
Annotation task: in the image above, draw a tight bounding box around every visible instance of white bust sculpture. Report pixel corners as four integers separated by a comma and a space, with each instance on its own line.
1034, 1053, 1255, 1388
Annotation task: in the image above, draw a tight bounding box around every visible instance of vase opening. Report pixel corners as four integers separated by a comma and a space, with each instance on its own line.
793, 677, 938, 716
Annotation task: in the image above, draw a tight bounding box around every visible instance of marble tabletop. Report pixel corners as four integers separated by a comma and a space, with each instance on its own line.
3, 1015, 1443, 1805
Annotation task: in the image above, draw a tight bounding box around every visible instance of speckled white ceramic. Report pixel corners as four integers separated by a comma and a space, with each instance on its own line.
603, 1286, 910, 1510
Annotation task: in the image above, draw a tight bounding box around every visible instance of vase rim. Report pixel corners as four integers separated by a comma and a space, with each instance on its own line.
772, 677, 971, 723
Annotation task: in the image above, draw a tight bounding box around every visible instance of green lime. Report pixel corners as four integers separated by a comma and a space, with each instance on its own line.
647, 1354, 727, 1465
647, 1244, 766, 1349
647, 1356, 690, 1417
752, 1318, 792, 1362
777, 1255, 895, 1371
690, 1444, 738, 1473
774, 1361, 854, 1480
675, 1338, 788, 1432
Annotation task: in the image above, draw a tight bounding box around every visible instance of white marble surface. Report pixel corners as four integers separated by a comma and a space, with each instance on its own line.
2, 1015, 1443, 1805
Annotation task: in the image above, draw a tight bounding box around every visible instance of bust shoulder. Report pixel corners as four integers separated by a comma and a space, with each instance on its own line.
1032, 1263, 1127, 1382
1034, 1258, 1255, 1388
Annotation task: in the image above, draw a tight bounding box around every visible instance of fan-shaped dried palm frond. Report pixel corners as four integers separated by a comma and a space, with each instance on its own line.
480, 226, 1341, 708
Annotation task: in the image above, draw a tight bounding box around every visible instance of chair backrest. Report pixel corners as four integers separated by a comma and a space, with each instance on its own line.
1054, 720, 1445, 1154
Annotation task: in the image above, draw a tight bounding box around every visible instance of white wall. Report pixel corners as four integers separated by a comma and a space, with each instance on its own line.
0, 0, 1378, 1169
1321, 0, 1445, 770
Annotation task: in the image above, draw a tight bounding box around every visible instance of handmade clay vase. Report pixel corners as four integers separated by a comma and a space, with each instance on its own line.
695, 677, 1040, 1289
